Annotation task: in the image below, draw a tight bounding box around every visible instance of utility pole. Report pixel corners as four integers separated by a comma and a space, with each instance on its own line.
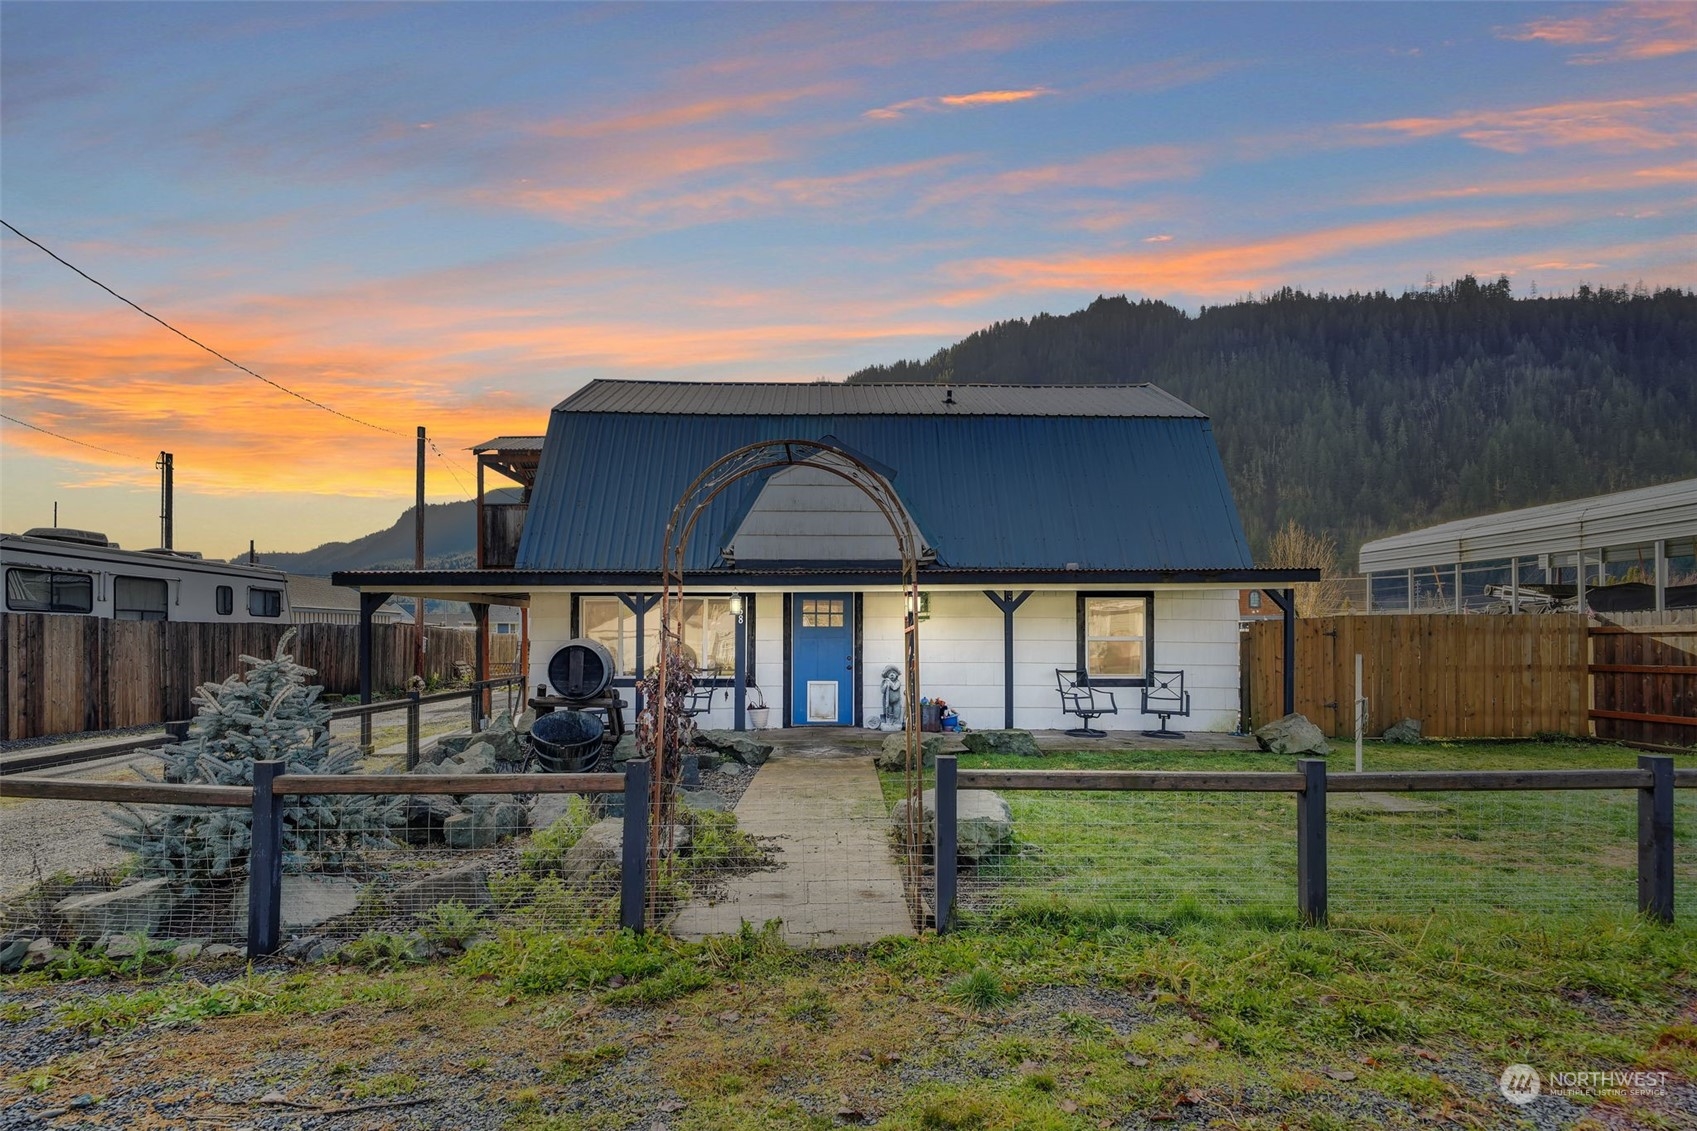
156, 451, 174, 549
415, 427, 427, 682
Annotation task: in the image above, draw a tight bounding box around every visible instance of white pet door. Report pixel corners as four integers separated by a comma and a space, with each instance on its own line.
806, 680, 839, 723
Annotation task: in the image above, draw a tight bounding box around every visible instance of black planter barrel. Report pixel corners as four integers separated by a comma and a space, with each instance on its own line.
530, 710, 605, 773
547, 639, 615, 699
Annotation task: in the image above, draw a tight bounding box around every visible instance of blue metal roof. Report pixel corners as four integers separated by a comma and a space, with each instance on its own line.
516, 385, 1253, 574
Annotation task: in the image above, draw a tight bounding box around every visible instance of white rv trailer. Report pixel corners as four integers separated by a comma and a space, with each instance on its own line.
1, 528, 293, 623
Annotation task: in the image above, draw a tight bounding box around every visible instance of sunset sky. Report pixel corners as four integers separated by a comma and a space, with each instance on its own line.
2, 2, 1692, 555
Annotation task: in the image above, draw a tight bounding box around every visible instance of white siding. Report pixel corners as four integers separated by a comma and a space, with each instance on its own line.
523, 585, 1243, 734
727, 464, 929, 563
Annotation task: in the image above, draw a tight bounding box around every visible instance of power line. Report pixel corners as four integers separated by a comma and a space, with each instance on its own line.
1, 219, 404, 437
427, 438, 472, 496
0, 412, 143, 460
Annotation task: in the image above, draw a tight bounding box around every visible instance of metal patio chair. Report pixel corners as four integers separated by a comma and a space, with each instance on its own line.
1141, 669, 1191, 738
1057, 668, 1117, 737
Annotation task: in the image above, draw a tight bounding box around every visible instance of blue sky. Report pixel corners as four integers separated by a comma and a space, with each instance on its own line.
2, 2, 1692, 553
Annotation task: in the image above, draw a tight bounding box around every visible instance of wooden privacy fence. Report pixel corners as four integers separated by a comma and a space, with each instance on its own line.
1244, 614, 1697, 745
1, 614, 524, 740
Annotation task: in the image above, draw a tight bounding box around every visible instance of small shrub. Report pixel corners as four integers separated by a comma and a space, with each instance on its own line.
946, 968, 1011, 1010
420, 899, 483, 951
520, 798, 596, 877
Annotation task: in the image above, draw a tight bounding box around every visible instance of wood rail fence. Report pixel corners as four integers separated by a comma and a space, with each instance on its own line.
1, 614, 523, 740
1244, 614, 1696, 746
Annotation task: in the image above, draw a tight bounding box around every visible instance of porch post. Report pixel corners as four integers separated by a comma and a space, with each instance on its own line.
357, 591, 391, 705
733, 598, 748, 730
984, 590, 1033, 730
1262, 588, 1297, 717
471, 602, 490, 724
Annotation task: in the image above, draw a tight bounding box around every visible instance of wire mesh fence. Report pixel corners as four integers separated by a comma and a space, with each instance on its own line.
953, 790, 1298, 926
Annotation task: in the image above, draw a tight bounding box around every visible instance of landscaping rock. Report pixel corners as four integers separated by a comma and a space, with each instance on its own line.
515, 709, 537, 735
435, 732, 475, 758
394, 862, 494, 915
480, 714, 524, 762
54, 877, 179, 940
228, 874, 361, 934
694, 750, 724, 772
560, 818, 624, 884
612, 733, 640, 763
680, 788, 731, 813
203, 944, 243, 960
529, 792, 585, 830
1382, 718, 1424, 744
444, 797, 527, 849
874, 732, 947, 771
960, 730, 1040, 758
1254, 713, 1330, 755
402, 794, 459, 843
696, 730, 774, 766
891, 789, 1014, 862
104, 935, 144, 960
0, 935, 35, 974
282, 935, 327, 962
681, 752, 700, 788
720, 762, 745, 777
173, 942, 204, 962
455, 742, 500, 774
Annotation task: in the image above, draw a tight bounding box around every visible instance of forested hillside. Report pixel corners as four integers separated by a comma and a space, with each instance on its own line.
848, 278, 1697, 562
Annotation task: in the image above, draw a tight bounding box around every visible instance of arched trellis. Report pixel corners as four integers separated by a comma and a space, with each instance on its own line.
649, 440, 926, 928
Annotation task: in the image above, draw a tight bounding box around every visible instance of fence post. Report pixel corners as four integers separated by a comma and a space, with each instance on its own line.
406, 691, 421, 770
1638, 754, 1674, 924
935, 755, 958, 934
1296, 758, 1327, 926
247, 759, 284, 959
621, 759, 651, 932
360, 712, 373, 757
470, 685, 483, 734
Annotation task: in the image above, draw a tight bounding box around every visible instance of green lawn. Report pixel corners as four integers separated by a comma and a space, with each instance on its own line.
881, 740, 1697, 925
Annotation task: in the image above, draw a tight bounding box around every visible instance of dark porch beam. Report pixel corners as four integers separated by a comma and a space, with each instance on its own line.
984, 590, 1033, 730
1262, 588, 1297, 717
358, 591, 393, 706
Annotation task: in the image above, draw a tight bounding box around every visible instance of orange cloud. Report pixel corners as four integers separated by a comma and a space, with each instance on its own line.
938, 211, 1576, 302
1360, 92, 1697, 153
1501, 3, 1697, 64
865, 87, 1051, 120
920, 145, 1200, 209
1361, 160, 1697, 203
530, 83, 847, 139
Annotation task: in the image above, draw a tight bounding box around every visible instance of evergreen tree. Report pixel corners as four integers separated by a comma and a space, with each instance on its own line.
108, 629, 400, 893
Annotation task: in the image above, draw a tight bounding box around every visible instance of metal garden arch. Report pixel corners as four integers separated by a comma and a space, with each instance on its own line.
650, 440, 927, 926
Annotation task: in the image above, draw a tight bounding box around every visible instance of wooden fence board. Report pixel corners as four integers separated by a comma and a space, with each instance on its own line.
3, 613, 517, 739
1246, 614, 1593, 739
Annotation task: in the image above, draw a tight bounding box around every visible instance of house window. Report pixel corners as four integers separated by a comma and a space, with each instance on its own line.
5, 568, 94, 613
1078, 594, 1150, 682
579, 595, 737, 677
1247, 589, 1262, 610
114, 576, 169, 621
248, 588, 283, 618
800, 598, 845, 628
216, 585, 233, 616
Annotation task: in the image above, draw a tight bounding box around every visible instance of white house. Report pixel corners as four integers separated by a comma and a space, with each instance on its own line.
334, 381, 1313, 731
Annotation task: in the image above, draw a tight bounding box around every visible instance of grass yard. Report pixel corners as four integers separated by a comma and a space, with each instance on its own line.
3, 908, 1693, 1129
880, 739, 1697, 926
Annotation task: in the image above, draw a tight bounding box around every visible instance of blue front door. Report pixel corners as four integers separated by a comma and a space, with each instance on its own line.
792, 593, 853, 725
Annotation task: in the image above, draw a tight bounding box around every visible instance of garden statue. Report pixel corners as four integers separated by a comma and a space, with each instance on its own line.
880, 665, 903, 729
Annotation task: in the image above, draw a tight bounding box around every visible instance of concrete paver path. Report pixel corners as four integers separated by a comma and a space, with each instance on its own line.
670, 751, 915, 948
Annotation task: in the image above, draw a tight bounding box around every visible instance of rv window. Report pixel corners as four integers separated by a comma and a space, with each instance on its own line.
248, 588, 283, 618
114, 576, 169, 621
6, 568, 94, 614
216, 585, 233, 616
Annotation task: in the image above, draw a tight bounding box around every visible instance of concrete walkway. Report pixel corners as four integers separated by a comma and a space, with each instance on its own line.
670, 749, 915, 948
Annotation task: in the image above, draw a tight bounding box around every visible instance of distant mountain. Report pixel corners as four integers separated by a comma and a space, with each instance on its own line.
848, 277, 1697, 563
241, 490, 519, 575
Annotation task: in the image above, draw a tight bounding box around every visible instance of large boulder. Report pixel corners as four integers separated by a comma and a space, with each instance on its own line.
960, 730, 1041, 758
228, 874, 361, 934
611, 733, 640, 763
54, 878, 180, 940
402, 794, 459, 844
891, 789, 1013, 862
680, 788, 731, 813
1254, 713, 1330, 756
455, 742, 499, 775
874, 732, 947, 771
514, 709, 537, 736
434, 732, 475, 758
445, 794, 527, 849
1382, 718, 1424, 744
481, 714, 523, 762
696, 730, 774, 767
560, 818, 625, 885
393, 862, 493, 916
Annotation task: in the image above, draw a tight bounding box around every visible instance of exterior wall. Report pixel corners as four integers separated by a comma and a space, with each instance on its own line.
524, 585, 1242, 733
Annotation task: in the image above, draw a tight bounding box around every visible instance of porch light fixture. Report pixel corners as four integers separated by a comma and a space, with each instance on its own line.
729, 592, 744, 621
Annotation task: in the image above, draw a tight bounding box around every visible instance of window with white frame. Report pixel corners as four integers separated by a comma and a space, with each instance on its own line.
1079, 594, 1149, 682
579, 595, 737, 677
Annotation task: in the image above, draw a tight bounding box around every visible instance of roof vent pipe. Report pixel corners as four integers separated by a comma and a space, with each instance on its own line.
943, 388, 956, 406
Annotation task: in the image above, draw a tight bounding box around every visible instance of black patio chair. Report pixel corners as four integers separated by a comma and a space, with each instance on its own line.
1141, 669, 1191, 738
1057, 669, 1116, 737
681, 666, 719, 719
